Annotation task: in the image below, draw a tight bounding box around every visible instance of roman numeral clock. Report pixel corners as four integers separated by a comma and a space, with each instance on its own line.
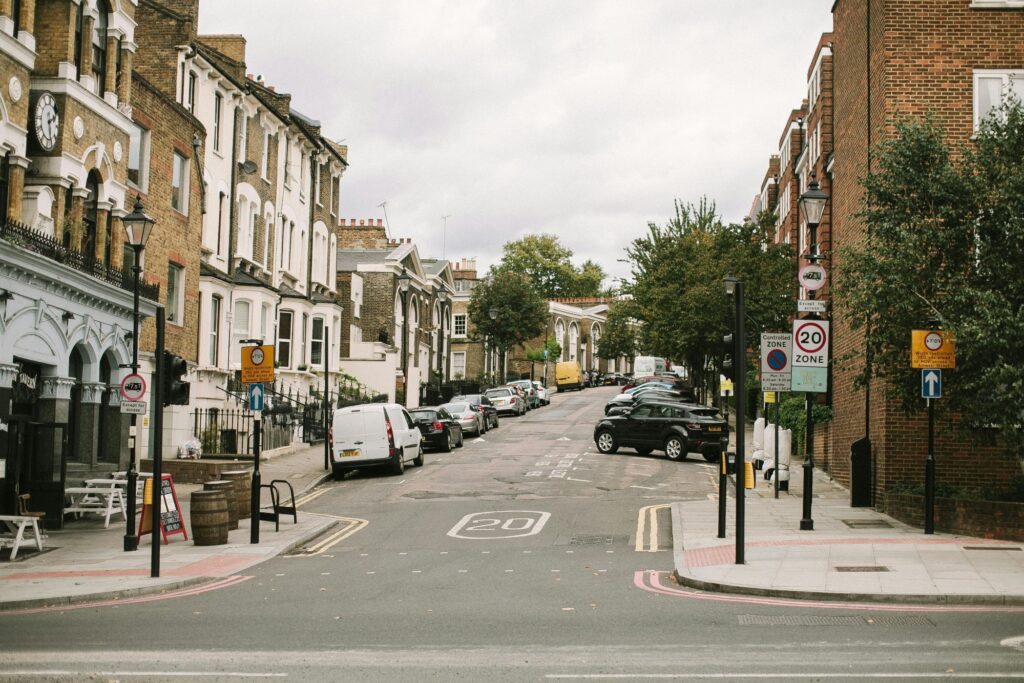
33, 91, 60, 152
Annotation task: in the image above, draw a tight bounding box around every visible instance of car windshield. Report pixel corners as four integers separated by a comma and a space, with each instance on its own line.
441, 403, 468, 413
485, 390, 510, 398
409, 410, 437, 420
689, 408, 720, 418
451, 395, 478, 403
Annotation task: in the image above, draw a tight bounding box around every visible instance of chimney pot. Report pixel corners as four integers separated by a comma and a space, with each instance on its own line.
359, 219, 365, 226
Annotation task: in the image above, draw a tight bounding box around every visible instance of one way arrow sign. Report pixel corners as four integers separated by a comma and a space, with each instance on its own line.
921, 369, 942, 400
248, 382, 265, 412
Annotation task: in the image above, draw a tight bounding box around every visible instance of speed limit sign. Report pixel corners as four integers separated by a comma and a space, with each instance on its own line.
792, 320, 830, 368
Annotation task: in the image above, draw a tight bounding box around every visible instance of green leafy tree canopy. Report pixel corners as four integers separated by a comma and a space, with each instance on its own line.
467, 270, 550, 356
495, 234, 606, 298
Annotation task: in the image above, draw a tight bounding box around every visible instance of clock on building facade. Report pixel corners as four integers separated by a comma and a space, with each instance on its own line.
33, 91, 60, 151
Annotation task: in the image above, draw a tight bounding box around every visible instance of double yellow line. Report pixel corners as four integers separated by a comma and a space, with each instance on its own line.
635, 503, 671, 552
291, 516, 368, 557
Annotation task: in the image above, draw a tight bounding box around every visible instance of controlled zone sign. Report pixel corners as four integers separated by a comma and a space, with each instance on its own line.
760, 332, 792, 392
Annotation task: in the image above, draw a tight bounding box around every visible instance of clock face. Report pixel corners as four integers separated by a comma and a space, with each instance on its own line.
34, 92, 59, 151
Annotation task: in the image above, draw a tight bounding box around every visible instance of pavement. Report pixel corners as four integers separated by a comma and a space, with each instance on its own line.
0, 443, 337, 611
2, 415, 1022, 611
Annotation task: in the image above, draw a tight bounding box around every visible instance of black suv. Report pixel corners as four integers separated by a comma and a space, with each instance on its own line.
593, 402, 728, 462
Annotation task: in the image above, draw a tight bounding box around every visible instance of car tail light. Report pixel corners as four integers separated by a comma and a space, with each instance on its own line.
384, 413, 396, 455
433, 421, 443, 431
686, 422, 701, 430
328, 424, 334, 461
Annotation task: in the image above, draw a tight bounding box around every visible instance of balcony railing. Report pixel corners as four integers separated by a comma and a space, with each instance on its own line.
1, 219, 160, 301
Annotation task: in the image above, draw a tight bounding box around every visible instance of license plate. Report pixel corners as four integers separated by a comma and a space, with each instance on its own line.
342, 449, 360, 457
707, 426, 721, 432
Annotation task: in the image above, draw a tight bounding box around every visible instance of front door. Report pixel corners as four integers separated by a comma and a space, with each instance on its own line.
8, 420, 68, 527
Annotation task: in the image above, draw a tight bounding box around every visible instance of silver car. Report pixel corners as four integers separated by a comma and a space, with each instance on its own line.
531, 381, 550, 406
440, 402, 484, 436
485, 387, 526, 416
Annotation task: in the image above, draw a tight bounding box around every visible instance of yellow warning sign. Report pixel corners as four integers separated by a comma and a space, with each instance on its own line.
911, 330, 955, 369
764, 391, 777, 404
241, 344, 276, 383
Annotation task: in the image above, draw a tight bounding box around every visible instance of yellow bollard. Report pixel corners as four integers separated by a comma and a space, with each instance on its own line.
744, 462, 754, 489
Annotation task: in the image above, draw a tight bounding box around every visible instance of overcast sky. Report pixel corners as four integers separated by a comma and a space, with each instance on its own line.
197, 1, 833, 284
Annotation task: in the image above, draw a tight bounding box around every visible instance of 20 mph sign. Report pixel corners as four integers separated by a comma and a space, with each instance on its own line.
792, 320, 830, 368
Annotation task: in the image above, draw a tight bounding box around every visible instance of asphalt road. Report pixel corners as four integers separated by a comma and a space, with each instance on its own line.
3, 387, 1023, 681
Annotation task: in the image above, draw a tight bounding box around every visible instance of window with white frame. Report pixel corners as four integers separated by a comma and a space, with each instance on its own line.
283, 135, 292, 186
208, 294, 221, 365
278, 310, 293, 368
232, 300, 250, 362
452, 352, 466, 379
453, 314, 467, 337
261, 303, 270, 340
311, 316, 325, 366
127, 123, 150, 191
974, 70, 1024, 130
213, 92, 222, 153
238, 112, 248, 162
171, 152, 188, 213
186, 71, 197, 113
261, 126, 270, 178
315, 162, 322, 205
166, 263, 184, 323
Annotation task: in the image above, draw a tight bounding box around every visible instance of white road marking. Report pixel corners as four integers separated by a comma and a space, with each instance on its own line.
3, 672, 285, 678
448, 510, 551, 540
1001, 634, 1024, 651
567, 477, 592, 482
631, 485, 657, 490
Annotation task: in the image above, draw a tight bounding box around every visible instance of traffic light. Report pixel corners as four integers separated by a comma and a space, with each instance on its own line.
162, 351, 190, 406
722, 333, 735, 380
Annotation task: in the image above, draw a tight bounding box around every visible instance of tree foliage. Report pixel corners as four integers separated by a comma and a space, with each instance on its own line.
495, 234, 606, 298
467, 270, 550, 356
622, 197, 795, 395
596, 300, 638, 361
836, 100, 1024, 463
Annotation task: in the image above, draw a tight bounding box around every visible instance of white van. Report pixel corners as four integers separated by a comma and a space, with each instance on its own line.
330, 403, 423, 479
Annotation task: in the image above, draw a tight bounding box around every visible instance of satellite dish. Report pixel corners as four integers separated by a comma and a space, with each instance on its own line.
240, 160, 258, 174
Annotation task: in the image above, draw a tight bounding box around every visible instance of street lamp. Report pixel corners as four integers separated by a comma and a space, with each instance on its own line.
397, 267, 412, 405
724, 273, 745, 564
488, 307, 501, 382
436, 285, 449, 383
121, 197, 155, 552
797, 174, 829, 532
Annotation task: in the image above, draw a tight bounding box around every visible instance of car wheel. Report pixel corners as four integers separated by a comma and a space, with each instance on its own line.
390, 448, 406, 475
412, 444, 424, 467
664, 435, 687, 461
457, 429, 464, 447
443, 429, 454, 453
596, 430, 618, 454
636, 447, 653, 456
492, 415, 499, 429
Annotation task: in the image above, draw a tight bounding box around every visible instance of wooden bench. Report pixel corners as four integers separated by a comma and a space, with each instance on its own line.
0, 514, 45, 560
64, 479, 127, 528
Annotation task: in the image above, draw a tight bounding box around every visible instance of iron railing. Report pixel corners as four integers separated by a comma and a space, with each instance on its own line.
192, 408, 291, 457
0, 218, 160, 301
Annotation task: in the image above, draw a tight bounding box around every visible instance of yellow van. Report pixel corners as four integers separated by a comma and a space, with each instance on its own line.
555, 361, 583, 392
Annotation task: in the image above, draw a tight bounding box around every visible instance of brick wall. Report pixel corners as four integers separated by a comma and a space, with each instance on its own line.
883, 492, 1024, 542
360, 271, 396, 346
338, 219, 388, 249
135, 0, 197, 97
829, 0, 1024, 500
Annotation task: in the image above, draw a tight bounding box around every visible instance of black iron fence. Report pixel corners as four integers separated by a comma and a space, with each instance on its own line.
1, 218, 160, 301
192, 408, 292, 457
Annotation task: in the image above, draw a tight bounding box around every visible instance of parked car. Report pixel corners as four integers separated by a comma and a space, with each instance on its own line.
485, 387, 526, 416
604, 387, 692, 414
606, 394, 699, 417
451, 394, 499, 429
593, 401, 729, 461
330, 403, 423, 479
507, 380, 540, 409
408, 407, 464, 452
531, 381, 550, 406
441, 401, 486, 437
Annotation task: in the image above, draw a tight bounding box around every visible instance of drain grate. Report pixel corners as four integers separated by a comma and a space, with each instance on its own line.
834, 565, 890, 572
964, 545, 1022, 551
740, 614, 934, 627
841, 519, 892, 528
569, 534, 628, 546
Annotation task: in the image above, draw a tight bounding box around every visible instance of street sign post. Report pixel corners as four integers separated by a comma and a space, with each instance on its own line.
797, 299, 827, 314
791, 320, 829, 393
241, 344, 276, 384
911, 330, 955, 369
120, 400, 147, 415
119, 373, 147, 402
760, 332, 792, 392
798, 264, 827, 291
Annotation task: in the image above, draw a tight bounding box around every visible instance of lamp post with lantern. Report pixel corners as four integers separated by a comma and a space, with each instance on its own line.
796, 174, 829, 532
121, 197, 155, 552
397, 267, 412, 405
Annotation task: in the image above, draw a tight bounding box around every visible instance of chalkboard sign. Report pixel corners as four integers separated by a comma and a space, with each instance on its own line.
137, 474, 189, 544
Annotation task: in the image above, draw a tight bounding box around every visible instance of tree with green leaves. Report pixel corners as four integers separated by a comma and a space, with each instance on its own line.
596, 300, 638, 363
495, 234, 606, 298
836, 99, 1024, 468
468, 270, 550, 381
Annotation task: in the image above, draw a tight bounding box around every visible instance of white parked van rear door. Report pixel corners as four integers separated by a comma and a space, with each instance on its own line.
333, 407, 389, 462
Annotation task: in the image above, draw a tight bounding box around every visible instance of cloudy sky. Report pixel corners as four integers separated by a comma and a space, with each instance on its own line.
197, 1, 833, 284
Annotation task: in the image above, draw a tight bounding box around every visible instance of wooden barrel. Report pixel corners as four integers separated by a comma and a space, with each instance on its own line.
191, 490, 229, 546
221, 470, 252, 520
203, 480, 237, 530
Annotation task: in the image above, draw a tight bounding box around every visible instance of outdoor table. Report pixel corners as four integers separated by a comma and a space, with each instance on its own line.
64, 479, 127, 528
0, 514, 46, 559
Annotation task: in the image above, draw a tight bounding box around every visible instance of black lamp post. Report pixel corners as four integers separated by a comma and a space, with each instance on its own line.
397, 267, 411, 405
724, 273, 745, 564
797, 174, 828, 532
436, 285, 449, 383
121, 197, 155, 552
488, 306, 501, 382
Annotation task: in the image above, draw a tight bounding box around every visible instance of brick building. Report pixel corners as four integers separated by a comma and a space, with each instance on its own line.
754, 1, 1024, 515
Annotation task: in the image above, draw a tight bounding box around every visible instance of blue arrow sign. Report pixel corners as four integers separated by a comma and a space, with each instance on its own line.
921, 369, 942, 399
248, 382, 265, 412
